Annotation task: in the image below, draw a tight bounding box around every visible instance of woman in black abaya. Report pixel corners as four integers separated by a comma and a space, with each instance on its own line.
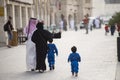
32, 21, 52, 72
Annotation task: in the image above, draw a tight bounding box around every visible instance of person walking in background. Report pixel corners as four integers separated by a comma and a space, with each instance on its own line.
4, 16, 14, 48
104, 24, 109, 35
32, 21, 53, 73
92, 19, 96, 28
83, 15, 89, 34
24, 18, 38, 71
94, 18, 100, 29
59, 20, 64, 31
68, 46, 81, 77
47, 39, 58, 70
88, 19, 93, 31
70, 19, 75, 30
63, 18, 67, 31
110, 24, 116, 36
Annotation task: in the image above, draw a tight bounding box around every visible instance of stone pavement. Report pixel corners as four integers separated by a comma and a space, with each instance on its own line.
115, 62, 120, 80
0, 42, 6, 47
0, 27, 119, 80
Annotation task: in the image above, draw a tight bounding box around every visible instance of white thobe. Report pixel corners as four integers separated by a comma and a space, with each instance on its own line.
25, 32, 36, 71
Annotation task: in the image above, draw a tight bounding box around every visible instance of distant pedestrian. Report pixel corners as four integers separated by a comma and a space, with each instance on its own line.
94, 18, 100, 29
3, 16, 14, 48
63, 19, 67, 31
83, 15, 89, 34
32, 21, 53, 73
59, 20, 64, 31
104, 24, 109, 35
47, 39, 58, 70
24, 18, 38, 71
93, 19, 96, 28
68, 46, 81, 77
110, 24, 116, 36
88, 19, 93, 31
70, 19, 75, 30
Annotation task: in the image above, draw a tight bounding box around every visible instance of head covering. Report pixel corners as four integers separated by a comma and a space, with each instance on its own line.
36, 21, 44, 30
24, 18, 38, 34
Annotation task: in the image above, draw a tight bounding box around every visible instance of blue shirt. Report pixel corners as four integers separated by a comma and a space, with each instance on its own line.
68, 52, 81, 62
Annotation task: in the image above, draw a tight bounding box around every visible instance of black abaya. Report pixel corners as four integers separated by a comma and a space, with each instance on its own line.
32, 26, 52, 71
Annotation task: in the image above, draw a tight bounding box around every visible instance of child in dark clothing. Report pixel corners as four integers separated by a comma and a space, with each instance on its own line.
47, 39, 58, 70
68, 46, 81, 77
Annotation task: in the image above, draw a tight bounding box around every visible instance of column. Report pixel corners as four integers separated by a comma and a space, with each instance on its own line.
21, 7, 26, 28
25, 6, 28, 24
11, 4, 16, 30
28, 7, 32, 19
15, 5, 21, 29
0, 0, 6, 44
19, 6, 22, 28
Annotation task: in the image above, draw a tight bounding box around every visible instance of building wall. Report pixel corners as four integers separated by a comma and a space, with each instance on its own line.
0, 0, 85, 45
92, 0, 120, 17
92, 0, 105, 17
36, 0, 51, 27
0, 0, 33, 44
105, 4, 120, 16
83, 0, 92, 17
7, 1, 33, 29
10, 0, 33, 4
78, 0, 84, 21
66, 0, 77, 28
57, 0, 83, 29
0, 0, 6, 44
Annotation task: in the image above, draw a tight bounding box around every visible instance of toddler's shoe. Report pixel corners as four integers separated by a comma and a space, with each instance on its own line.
72, 72, 74, 76
50, 67, 52, 70
52, 65, 55, 70
75, 73, 78, 77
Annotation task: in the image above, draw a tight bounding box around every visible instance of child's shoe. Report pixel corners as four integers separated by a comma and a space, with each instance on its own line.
75, 73, 78, 77
72, 72, 74, 76
50, 67, 52, 70
52, 65, 55, 70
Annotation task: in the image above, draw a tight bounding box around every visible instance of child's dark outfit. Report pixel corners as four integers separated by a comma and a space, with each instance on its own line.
68, 52, 81, 77
47, 43, 58, 70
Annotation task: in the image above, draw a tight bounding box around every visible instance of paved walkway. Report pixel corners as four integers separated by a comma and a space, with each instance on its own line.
0, 27, 119, 80
0, 42, 6, 47
116, 62, 120, 80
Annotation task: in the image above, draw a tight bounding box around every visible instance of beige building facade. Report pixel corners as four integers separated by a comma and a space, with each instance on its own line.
0, 0, 91, 45
83, 0, 92, 17
50, 0, 86, 30
92, 0, 120, 18
0, 0, 34, 44
4, 0, 120, 45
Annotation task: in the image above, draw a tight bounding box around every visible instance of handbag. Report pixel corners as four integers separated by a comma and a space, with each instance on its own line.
52, 32, 61, 38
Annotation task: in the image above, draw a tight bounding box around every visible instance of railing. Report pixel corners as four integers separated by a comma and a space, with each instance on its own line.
17, 28, 26, 44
